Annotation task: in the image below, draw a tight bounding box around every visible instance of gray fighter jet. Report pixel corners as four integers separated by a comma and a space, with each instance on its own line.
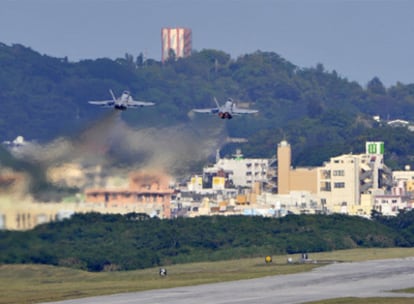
88, 90, 155, 110
193, 97, 258, 119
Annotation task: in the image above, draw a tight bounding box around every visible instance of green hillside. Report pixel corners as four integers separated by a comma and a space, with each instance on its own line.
1, 43, 414, 171
1, 212, 413, 271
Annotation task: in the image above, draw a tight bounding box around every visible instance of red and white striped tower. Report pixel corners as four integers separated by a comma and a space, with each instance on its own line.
161, 27, 192, 62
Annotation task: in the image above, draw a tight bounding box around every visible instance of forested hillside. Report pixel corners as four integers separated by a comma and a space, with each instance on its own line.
1, 212, 412, 271
1, 42, 414, 169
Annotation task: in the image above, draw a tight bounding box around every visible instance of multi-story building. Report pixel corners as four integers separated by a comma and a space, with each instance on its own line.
276, 140, 393, 216
203, 149, 269, 189
374, 168, 414, 215
318, 154, 364, 213
85, 171, 174, 219
317, 142, 391, 215
374, 194, 406, 215
161, 27, 192, 62
1, 201, 75, 230
277, 140, 318, 195
184, 141, 396, 218
393, 168, 414, 193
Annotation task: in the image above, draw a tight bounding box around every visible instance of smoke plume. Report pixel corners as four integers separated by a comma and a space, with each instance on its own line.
6, 111, 228, 198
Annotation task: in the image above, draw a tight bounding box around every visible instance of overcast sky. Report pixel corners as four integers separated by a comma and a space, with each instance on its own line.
1, 0, 413, 87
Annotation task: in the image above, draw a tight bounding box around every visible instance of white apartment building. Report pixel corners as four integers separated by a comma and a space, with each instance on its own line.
317, 142, 388, 214
203, 150, 269, 188
374, 193, 411, 216
318, 154, 361, 212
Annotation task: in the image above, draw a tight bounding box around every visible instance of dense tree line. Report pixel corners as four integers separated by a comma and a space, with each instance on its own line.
1, 43, 414, 171
0, 212, 410, 271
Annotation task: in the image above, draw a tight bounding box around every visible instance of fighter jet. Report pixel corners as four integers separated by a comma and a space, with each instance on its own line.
193, 97, 258, 119
88, 89, 155, 110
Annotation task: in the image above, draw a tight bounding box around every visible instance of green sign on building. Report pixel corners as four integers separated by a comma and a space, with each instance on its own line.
366, 141, 384, 155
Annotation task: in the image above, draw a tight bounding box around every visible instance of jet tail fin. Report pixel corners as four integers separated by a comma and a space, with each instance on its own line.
213, 96, 221, 108
109, 89, 117, 102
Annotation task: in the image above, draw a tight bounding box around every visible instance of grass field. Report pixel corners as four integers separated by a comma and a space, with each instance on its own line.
1, 247, 414, 304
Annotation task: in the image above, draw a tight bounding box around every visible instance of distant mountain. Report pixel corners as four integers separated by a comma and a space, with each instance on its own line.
1, 42, 414, 170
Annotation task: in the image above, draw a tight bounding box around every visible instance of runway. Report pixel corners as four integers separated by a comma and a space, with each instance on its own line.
44, 258, 414, 304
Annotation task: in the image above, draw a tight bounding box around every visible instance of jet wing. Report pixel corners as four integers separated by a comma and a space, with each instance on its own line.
193, 108, 219, 114
127, 100, 155, 108
88, 100, 115, 107
232, 108, 259, 115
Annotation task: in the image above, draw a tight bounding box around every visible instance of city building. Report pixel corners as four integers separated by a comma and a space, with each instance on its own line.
256, 190, 320, 215
317, 142, 391, 215
202, 149, 269, 189
85, 171, 173, 219
161, 27, 192, 62
0, 201, 74, 230
276, 140, 394, 216
277, 140, 318, 195
2, 138, 413, 230
393, 168, 414, 193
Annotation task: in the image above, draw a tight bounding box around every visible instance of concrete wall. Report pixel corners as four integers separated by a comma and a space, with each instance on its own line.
289, 168, 318, 194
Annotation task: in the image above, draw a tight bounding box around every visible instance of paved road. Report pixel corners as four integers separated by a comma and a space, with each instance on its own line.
44, 258, 414, 304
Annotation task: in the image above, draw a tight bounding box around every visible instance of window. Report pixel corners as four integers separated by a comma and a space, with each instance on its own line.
334, 182, 345, 188
320, 182, 331, 191
333, 170, 345, 176
320, 170, 331, 179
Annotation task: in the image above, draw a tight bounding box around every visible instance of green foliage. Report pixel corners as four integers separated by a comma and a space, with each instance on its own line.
1, 43, 414, 170
0, 212, 410, 271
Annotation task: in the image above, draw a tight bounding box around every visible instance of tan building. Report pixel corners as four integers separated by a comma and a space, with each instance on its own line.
1, 197, 180, 230
277, 140, 317, 195
290, 168, 318, 193
85, 171, 173, 219
318, 154, 361, 212
277, 140, 291, 194
0, 200, 73, 230
317, 143, 387, 215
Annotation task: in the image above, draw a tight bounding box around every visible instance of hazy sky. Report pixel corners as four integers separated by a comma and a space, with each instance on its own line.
1, 0, 413, 87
